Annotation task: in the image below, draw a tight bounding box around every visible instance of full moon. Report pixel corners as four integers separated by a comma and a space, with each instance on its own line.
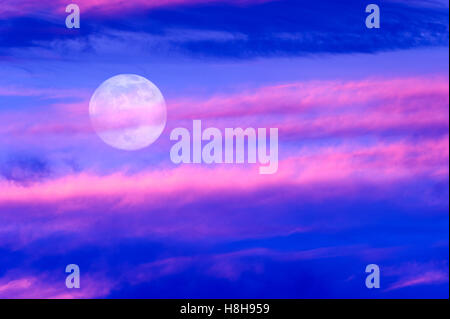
89, 74, 167, 151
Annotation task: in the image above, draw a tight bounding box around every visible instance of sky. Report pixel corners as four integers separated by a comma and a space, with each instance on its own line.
0, 0, 448, 298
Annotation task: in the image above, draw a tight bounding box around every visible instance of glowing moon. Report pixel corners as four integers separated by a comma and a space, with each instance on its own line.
89, 74, 167, 151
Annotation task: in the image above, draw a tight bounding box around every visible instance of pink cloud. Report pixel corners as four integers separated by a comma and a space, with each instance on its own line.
384, 262, 449, 291
1, 76, 447, 142
0, 0, 273, 18
0, 75, 447, 248
279, 105, 448, 141
387, 271, 449, 291
0, 273, 114, 299
0, 136, 447, 248
169, 76, 449, 120
0, 136, 447, 205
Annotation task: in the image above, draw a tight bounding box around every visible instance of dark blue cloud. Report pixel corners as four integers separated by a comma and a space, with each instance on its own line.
1, 0, 448, 59
0, 154, 51, 184
0, 186, 447, 297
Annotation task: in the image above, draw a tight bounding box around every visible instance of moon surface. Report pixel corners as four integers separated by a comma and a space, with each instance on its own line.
89, 74, 167, 151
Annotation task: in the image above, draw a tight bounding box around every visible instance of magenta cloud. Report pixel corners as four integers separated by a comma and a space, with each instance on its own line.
1, 76, 447, 142
0, 0, 274, 18
0, 133, 447, 250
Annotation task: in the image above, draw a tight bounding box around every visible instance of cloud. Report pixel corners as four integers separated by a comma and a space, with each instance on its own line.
0, 155, 51, 184
0, 134, 447, 250
0, 272, 114, 298
1, 0, 448, 58
0, 0, 275, 19
0, 12, 448, 297
1, 76, 448, 142
125, 245, 388, 283
384, 261, 449, 291
0, 137, 447, 204
0, 244, 391, 298
0, 86, 88, 98
388, 271, 449, 290
168, 76, 449, 127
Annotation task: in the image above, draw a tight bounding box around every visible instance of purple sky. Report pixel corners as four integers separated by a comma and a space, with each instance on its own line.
0, 0, 448, 298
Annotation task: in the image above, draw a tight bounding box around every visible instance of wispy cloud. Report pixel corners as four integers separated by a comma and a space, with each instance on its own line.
1, 0, 448, 58
0, 272, 115, 299
385, 262, 449, 291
